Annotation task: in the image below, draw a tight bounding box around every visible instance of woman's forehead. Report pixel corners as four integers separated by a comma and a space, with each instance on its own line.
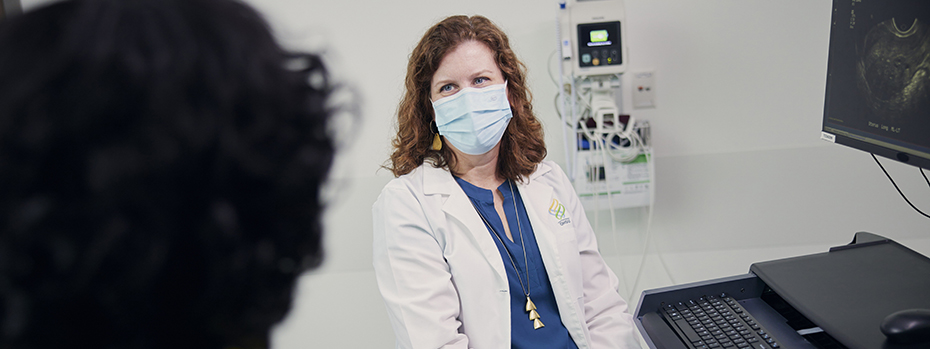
432, 41, 501, 81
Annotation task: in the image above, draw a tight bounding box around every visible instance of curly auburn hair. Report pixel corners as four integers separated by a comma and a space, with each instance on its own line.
387, 15, 546, 181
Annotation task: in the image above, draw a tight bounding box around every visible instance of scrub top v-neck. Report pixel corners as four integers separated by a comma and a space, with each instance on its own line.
454, 177, 579, 349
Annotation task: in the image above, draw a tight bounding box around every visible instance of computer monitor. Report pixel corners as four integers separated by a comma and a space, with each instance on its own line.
821, 0, 930, 170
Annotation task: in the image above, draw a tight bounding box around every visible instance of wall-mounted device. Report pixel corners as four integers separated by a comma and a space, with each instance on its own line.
567, 0, 628, 77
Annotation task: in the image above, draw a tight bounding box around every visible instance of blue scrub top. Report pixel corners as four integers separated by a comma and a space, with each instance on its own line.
455, 177, 579, 349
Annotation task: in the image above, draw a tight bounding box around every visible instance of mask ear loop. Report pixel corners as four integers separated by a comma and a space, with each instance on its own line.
431, 120, 442, 151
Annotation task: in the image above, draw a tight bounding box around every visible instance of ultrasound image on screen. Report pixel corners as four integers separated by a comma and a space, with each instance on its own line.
823, 0, 930, 152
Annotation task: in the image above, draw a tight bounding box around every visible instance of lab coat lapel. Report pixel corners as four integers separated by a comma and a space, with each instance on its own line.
423, 166, 507, 284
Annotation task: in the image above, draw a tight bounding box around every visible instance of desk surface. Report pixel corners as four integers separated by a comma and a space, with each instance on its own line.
750, 236, 930, 349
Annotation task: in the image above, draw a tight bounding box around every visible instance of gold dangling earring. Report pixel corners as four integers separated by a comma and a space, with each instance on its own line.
432, 134, 442, 150
431, 121, 442, 151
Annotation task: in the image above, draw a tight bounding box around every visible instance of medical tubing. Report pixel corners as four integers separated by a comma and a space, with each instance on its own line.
559, 76, 578, 181
592, 145, 601, 242
647, 149, 674, 284
548, 50, 560, 86
604, 128, 640, 163
554, 10, 573, 181
584, 114, 640, 164
628, 150, 676, 301
580, 98, 639, 296
628, 150, 652, 301
615, 74, 624, 115
598, 135, 632, 297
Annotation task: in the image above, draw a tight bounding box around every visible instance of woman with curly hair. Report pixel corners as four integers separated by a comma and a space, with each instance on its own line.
373, 15, 640, 349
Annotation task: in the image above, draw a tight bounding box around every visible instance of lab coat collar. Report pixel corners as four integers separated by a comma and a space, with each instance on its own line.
422, 163, 456, 195
422, 164, 507, 285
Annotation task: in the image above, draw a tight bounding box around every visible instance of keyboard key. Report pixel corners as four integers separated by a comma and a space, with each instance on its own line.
674, 318, 702, 342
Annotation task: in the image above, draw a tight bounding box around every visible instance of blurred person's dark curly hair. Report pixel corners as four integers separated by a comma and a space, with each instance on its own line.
0, 0, 336, 347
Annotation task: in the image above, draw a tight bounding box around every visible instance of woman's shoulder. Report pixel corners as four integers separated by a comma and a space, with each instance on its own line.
525, 160, 580, 195
380, 162, 451, 194
529, 160, 568, 182
375, 163, 453, 213
381, 164, 427, 190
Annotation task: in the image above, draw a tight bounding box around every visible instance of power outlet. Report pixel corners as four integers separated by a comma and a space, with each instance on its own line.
632, 71, 656, 109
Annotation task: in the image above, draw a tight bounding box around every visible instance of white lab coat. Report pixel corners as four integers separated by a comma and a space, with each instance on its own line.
373, 160, 640, 349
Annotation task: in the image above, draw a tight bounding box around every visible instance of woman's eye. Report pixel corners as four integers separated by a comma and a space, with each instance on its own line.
474, 77, 489, 85
439, 84, 454, 93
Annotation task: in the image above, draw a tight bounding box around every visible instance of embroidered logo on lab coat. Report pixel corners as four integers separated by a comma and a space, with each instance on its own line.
549, 199, 571, 226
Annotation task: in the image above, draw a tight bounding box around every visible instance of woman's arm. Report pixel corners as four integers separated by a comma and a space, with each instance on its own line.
372, 183, 470, 349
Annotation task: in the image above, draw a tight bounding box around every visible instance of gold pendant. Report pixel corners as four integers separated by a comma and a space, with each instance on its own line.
525, 297, 536, 312
526, 296, 543, 329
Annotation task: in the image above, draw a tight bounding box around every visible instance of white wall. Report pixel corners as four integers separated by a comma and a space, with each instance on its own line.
17, 0, 930, 347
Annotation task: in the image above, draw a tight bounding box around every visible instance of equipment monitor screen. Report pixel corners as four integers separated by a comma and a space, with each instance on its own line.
577, 21, 622, 69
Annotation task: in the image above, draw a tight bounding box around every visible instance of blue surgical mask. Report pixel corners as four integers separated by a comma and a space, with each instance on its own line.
433, 82, 513, 155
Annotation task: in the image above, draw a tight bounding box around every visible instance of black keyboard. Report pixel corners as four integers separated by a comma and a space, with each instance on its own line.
659, 293, 781, 349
